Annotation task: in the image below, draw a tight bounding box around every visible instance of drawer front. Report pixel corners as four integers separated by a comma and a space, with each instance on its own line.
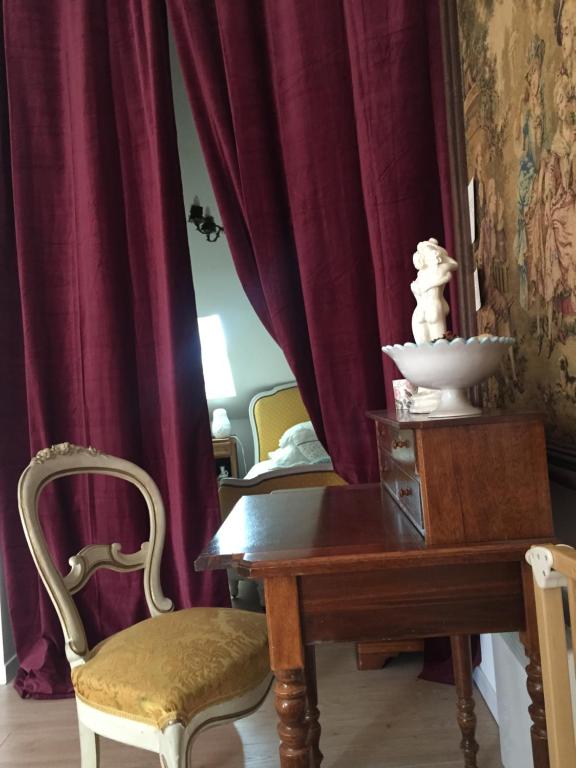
300, 562, 524, 643
395, 467, 424, 535
380, 452, 398, 497
381, 458, 424, 536
376, 422, 417, 477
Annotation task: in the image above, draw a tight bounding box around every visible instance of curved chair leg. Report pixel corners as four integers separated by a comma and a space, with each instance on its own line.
78, 721, 100, 768
159, 723, 185, 768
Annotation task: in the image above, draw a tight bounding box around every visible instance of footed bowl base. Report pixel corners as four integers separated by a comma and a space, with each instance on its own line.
427, 388, 481, 419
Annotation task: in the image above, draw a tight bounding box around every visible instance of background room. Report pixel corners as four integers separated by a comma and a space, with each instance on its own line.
170, 37, 293, 477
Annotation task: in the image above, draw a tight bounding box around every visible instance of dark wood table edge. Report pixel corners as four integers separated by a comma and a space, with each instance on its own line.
195, 537, 556, 577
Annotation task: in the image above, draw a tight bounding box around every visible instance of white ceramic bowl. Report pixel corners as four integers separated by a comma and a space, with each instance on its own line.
382, 336, 514, 418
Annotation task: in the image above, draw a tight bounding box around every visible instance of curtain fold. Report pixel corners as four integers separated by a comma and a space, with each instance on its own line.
168, 0, 457, 484
1, 0, 227, 698
168, 0, 464, 684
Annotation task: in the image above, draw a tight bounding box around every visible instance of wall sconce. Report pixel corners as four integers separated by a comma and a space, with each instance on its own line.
188, 196, 224, 243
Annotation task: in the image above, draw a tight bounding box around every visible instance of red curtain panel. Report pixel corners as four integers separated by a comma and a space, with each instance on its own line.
0, 0, 227, 697
168, 0, 456, 484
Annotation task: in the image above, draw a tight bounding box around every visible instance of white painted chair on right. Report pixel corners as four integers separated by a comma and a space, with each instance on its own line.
526, 544, 576, 768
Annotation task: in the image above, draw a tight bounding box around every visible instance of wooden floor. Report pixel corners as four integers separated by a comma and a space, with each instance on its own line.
0, 643, 502, 768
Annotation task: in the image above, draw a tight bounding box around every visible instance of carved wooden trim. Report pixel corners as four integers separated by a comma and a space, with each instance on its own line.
65, 542, 149, 594
451, 635, 479, 768
525, 652, 549, 764
274, 669, 310, 768
304, 646, 323, 768
31, 442, 104, 464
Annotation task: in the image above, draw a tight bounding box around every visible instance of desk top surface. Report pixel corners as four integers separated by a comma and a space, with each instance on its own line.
195, 484, 541, 577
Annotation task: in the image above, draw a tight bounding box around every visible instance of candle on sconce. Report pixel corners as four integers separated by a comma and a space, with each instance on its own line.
189, 195, 203, 222
187, 197, 224, 242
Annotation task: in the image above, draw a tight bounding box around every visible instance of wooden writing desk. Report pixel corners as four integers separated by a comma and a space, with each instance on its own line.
196, 483, 551, 767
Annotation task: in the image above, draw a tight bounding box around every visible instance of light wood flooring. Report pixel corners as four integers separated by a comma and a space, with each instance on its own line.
0, 642, 502, 768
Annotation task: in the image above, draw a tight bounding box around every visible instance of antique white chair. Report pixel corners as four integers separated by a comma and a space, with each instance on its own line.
18, 443, 272, 768
526, 544, 576, 768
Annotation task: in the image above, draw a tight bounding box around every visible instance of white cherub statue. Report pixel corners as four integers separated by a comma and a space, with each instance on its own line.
410, 237, 458, 344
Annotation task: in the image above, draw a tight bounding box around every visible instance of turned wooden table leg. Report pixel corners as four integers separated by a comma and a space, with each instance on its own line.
522, 562, 550, 768
524, 649, 549, 768
275, 669, 310, 767
265, 576, 311, 768
450, 635, 479, 768
305, 645, 323, 767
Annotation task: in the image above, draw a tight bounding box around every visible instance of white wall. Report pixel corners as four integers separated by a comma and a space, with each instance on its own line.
169, 33, 294, 471
473, 634, 498, 722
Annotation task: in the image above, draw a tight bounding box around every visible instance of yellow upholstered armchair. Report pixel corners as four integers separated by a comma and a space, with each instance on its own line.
18, 443, 272, 768
219, 383, 345, 600
526, 544, 576, 768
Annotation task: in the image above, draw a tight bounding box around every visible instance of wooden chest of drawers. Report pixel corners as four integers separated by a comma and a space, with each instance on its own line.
377, 424, 423, 534
368, 410, 554, 546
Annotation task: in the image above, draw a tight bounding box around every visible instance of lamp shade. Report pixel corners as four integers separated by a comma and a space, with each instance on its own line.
211, 408, 231, 438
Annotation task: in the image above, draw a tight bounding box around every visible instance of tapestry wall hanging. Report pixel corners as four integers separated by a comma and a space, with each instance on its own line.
459, 0, 576, 450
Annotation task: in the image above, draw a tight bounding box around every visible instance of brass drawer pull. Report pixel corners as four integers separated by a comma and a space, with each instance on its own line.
399, 487, 413, 497
392, 439, 409, 450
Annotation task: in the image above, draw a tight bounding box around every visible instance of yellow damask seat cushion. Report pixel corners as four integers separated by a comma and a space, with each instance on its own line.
72, 608, 270, 729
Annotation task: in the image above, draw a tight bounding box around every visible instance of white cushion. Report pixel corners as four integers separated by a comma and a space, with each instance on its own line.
278, 421, 316, 449
268, 445, 306, 467
269, 421, 330, 467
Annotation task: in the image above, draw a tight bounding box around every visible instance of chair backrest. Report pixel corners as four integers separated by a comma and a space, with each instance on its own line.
17, 443, 173, 666
248, 382, 309, 462
526, 544, 576, 768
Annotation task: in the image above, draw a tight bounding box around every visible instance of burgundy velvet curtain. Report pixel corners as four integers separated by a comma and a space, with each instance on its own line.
0, 0, 227, 697
168, 0, 457, 484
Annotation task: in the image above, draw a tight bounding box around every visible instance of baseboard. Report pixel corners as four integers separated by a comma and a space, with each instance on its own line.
473, 666, 499, 724
1, 653, 18, 685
